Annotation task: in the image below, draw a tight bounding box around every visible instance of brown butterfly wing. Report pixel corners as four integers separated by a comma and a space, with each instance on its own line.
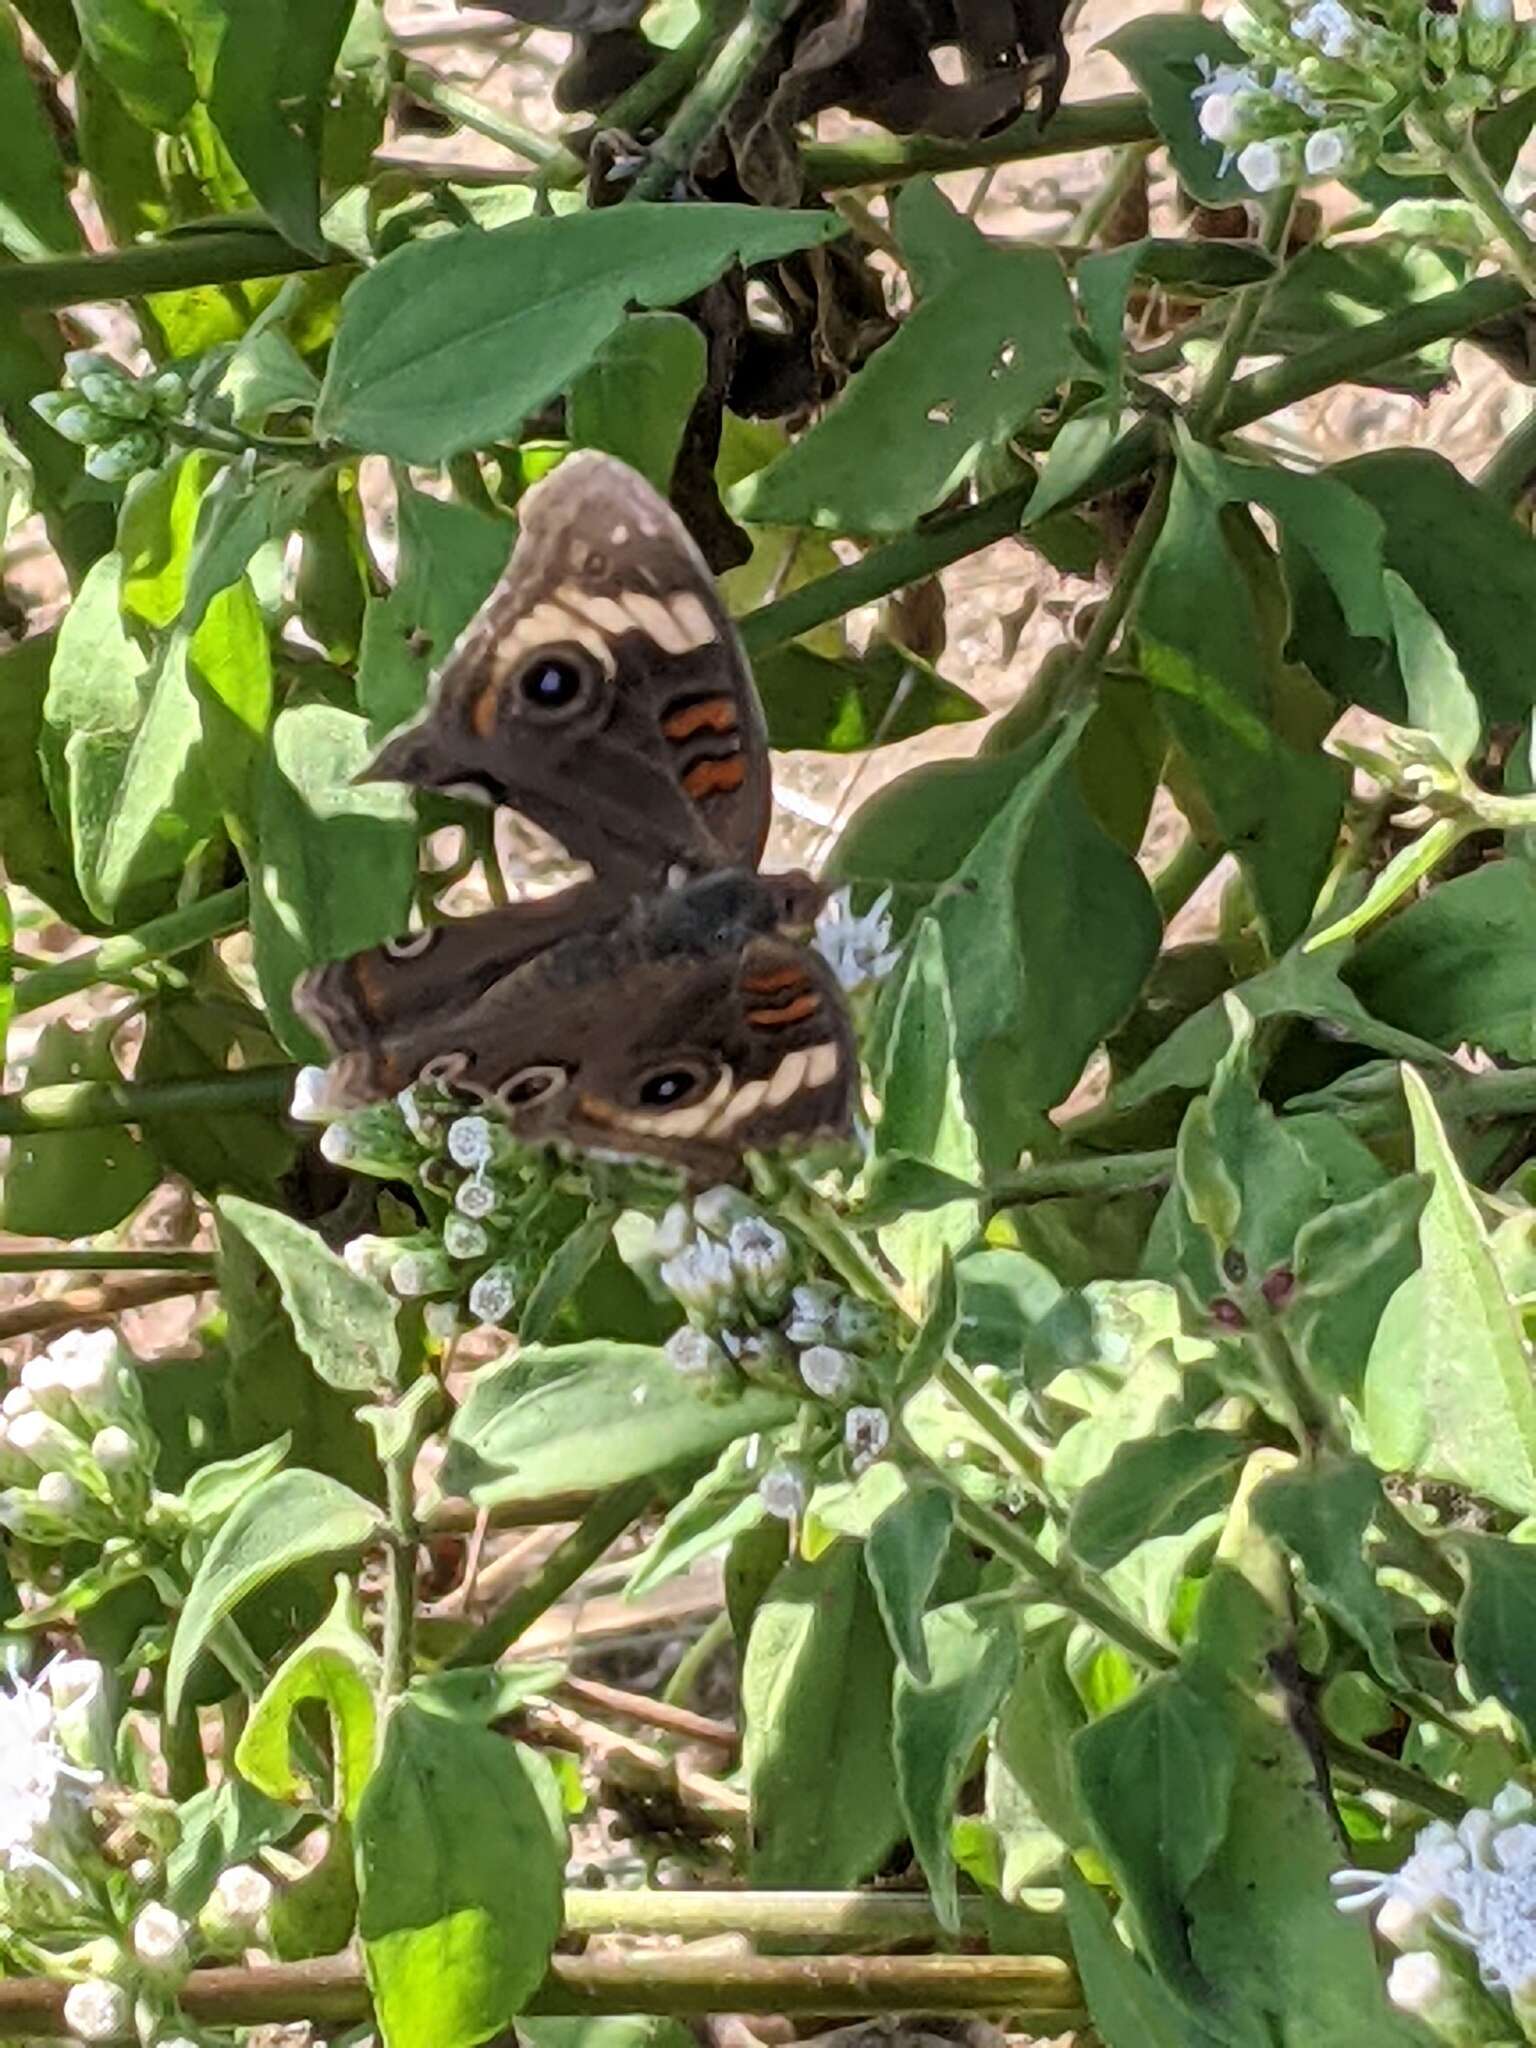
363, 453, 770, 890
292, 882, 611, 1108
335, 876, 855, 1181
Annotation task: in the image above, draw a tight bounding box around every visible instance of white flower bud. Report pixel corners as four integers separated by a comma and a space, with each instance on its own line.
79, 371, 149, 420
442, 1214, 489, 1261
36, 1470, 84, 1516
1466, 0, 1517, 71
800, 1344, 858, 1402
90, 1426, 138, 1475
446, 1115, 495, 1169
468, 1264, 517, 1327
389, 1250, 450, 1299
727, 1216, 793, 1313
1237, 135, 1305, 193
1, 1385, 34, 1420
199, 1859, 274, 1951
289, 1063, 336, 1122
19, 1355, 73, 1418
1386, 1951, 1442, 2015
423, 1301, 460, 1342
785, 1280, 839, 1347
132, 1900, 191, 1979
660, 1238, 737, 1324
455, 1172, 498, 1220
395, 1088, 440, 1146
1292, 0, 1360, 59
51, 1329, 124, 1415
63, 349, 121, 384
845, 1405, 891, 1470
84, 428, 160, 482
759, 1461, 810, 1521
63, 1978, 131, 2041
47, 1658, 112, 1774
652, 1202, 695, 1261
319, 1123, 355, 1165
7, 1408, 75, 1469
149, 370, 188, 410
664, 1327, 733, 1386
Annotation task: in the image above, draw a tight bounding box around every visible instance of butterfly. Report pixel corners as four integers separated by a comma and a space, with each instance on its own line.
295, 452, 856, 1183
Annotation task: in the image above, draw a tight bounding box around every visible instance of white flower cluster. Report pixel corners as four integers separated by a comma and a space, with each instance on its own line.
0, 1662, 104, 1914
1335, 1783, 1536, 2038
655, 1190, 895, 1507
0, 1329, 155, 1546
1195, 0, 1536, 195
814, 887, 901, 997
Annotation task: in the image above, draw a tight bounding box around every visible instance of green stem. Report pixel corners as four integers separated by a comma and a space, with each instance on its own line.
935, 1361, 1046, 1486
801, 94, 1157, 190
1058, 457, 1173, 694
562, 1888, 1029, 1942
629, 0, 805, 202
1187, 187, 1297, 440
987, 1146, 1177, 1208
1425, 112, 1536, 299
382, 1464, 419, 1700
661, 1609, 733, 1709
1321, 1732, 1466, 1825
1217, 273, 1525, 437
1235, 1289, 1338, 1455
14, 886, 249, 1016
1152, 832, 1222, 923
166, 420, 332, 468
1070, 140, 1155, 249
0, 1249, 215, 1274
0, 1066, 297, 1137
1478, 400, 1536, 508
447, 1479, 653, 1668
1373, 1493, 1465, 1609
567, 4, 725, 166
0, 226, 337, 316
400, 60, 585, 179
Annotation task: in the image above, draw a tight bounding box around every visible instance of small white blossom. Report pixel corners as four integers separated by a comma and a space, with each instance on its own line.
0, 1669, 99, 1901
389, 1252, 442, 1299
800, 1344, 858, 1402
455, 1173, 497, 1220
46, 1660, 112, 1774
759, 1461, 810, 1521
51, 1329, 122, 1413
468, 1264, 517, 1327
395, 1088, 437, 1146
34, 1471, 85, 1521
1, 1385, 33, 1420
424, 1301, 460, 1342
693, 1186, 756, 1239
660, 1238, 737, 1323
1292, 0, 1360, 59
1386, 1950, 1444, 2017
443, 1214, 489, 1261
19, 1354, 71, 1417
63, 1977, 130, 2042
664, 1327, 731, 1381
1271, 68, 1326, 118
446, 1115, 495, 1170
288, 1064, 335, 1123
214, 1861, 274, 1925
815, 887, 900, 994
845, 1405, 891, 1469
727, 1216, 793, 1311
6, 1408, 74, 1470
785, 1280, 840, 1347
132, 1900, 191, 1978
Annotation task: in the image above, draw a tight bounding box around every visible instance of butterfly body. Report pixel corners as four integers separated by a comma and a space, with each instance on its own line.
297, 455, 856, 1180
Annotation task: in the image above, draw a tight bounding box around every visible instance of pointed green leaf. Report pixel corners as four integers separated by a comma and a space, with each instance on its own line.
219, 1196, 400, 1395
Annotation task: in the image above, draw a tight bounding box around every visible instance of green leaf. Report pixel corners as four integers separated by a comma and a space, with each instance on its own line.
1253, 1458, 1406, 1689
181, 1436, 292, 1531
0, 635, 94, 929
1290, 1175, 1429, 1406
1257, 239, 1467, 397
248, 703, 418, 1058
183, 460, 327, 632
893, 1600, 1017, 1929
566, 311, 706, 492
1455, 1532, 1536, 1748
1364, 1066, 1536, 1515
318, 204, 844, 464
164, 1776, 295, 1916
1346, 861, 1536, 1062
218, 1196, 401, 1395
1384, 570, 1481, 771
732, 186, 1077, 535
852, 714, 1159, 1176
2, 1021, 160, 1235
1072, 1674, 1235, 2004
207, 0, 355, 258
167, 1469, 383, 1720
236, 1582, 381, 1821
742, 1541, 904, 1887
625, 1440, 765, 1600
441, 1344, 796, 1508
518, 1211, 618, 1346
357, 1699, 563, 2048
74, 0, 197, 131
951, 1246, 1063, 1369
752, 639, 984, 753
988, 1625, 1086, 1879
1063, 1871, 1218, 2048
1136, 453, 1347, 952
120, 453, 214, 630
1069, 1430, 1248, 1573
357, 484, 510, 740
1101, 16, 1248, 207
866, 1482, 954, 1681
1289, 449, 1536, 729
270, 1814, 359, 1962
0, 3, 81, 257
